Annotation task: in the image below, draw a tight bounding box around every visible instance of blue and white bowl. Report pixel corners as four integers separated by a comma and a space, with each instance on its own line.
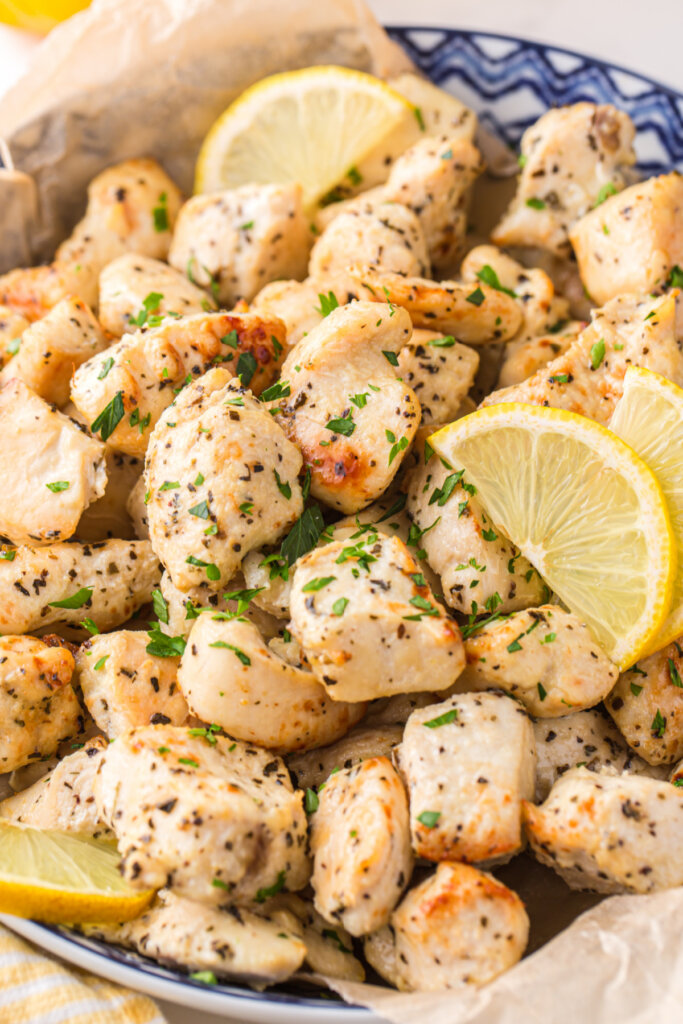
3, 25, 682, 1024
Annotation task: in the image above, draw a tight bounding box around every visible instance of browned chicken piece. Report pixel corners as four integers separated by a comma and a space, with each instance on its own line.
76, 630, 189, 738
396, 692, 536, 865
524, 767, 683, 893
606, 639, 683, 765
177, 614, 364, 753
349, 267, 522, 344
0, 159, 183, 319
0, 738, 111, 838
310, 756, 412, 936
145, 369, 303, 592
0, 539, 161, 635
492, 103, 635, 254
0, 635, 82, 773
570, 173, 683, 305
364, 862, 529, 992
93, 726, 310, 905
0, 297, 108, 407
98, 254, 214, 336
275, 302, 420, 513
169, 183, 310, 307
70, 311, 286, 456
483, 291, 683, 424
0, 379, 107, 546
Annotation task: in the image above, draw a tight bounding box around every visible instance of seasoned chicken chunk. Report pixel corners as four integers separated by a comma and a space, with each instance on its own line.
533, 709, 662, 803
459, 605, 619, 716
251, 278, 324, 349
0, 539, 160, 635
0, 306, 30, 367
309, 199, 429, 299
76, 450, 142, 542
71, 311, 286, 456
145, 369, 303, 592
498, 323, 583, 389
483, 291, 683, 424
0, 160, 182, 319
350, 267, 522, 345
287, 724, 404, 792
268, 893, 365, 981
606, 640, 683, 765
94, 726, 309, 904
405, 450, 546, 615
397, 329, 479, 425
0, 635, 81, 772
396, 692, 536, 864
76, 630, 188, 738
310, 756, 412, 936
169, 183, 310, 307
524, 768, 683, 893
276, 302, 419, 513
0, 738, 111, 837
178, 614, 364, 753
383, 136, 483, 272
87, 889, 307, 985
570, 173, 683, 305
99, 254, 213, 336
365, 862, 528, 992
0, 380, 107, 546
492, 103, 635, 254
0, 297, 108, 406
290, 534, 465, 702
157, 569, 280, 642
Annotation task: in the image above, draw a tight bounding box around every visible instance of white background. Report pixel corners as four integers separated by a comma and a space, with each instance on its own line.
0, 2, 679, 1022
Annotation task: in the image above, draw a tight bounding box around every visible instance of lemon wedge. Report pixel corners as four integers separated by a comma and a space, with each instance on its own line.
0, 0, 89, 33
0, 822, 153, 924
430, 404, 675, 669
609, 366, 683, 655
194, 65, 414, 207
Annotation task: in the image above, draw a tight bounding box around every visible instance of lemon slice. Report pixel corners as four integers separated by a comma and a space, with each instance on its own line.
609, 367, 683, 654
0, 822, 153, 924
195, 65, 414, 207
430, 404, 675, 668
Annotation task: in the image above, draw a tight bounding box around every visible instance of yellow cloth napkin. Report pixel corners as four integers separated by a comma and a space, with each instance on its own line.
0, 923, 167, 1024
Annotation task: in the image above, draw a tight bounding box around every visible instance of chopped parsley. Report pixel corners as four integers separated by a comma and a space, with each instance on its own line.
260, 380, 290, 402
385, 429, 409, 465
152, 589, 169, 623
417, 810, 440, 829
273, 469, 292, 499
98, 356, 115, 380
537, 682, 547, 702
152, 191, 169, 232
594, 182, 618, 207
80, 618, 99, 635
382, 349, 399, 367
315, 291, 339, 317
91, 391, 125, 442
280, 505, 325, 565
423, 709, 457, 728
525, 197, 546, 210
332, 597, 349, 616
475, 264, 516, 298
45, 480, 69, 493
49, 587, 93, 610
189, 500, 210, 519
668, 658, 682, 688
94, 655, 109, 671
465, 287, 485, 306
302, 576, 336, 592
146, 627, 186, 658
254, 870, 286, 903
236, 351, 257, 386
589, 338, 606, 370
428, 334, 456, 348
304, 788, 319, 814
209, 641, 251, 666
326, 412, 355, 437
651, 709, 666, 737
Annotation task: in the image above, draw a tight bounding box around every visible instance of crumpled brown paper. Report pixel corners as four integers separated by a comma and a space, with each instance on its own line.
0, 2, 679, 1021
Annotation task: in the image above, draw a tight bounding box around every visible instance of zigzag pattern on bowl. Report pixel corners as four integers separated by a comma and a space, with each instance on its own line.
389, 27, 683, 174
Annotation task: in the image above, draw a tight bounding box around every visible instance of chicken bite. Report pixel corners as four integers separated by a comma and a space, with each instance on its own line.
251, 278, 324, 349
397, 329, 479, 425
0, 539, 161, 635
287, 723, 404, 792
290, 534, 464, 702
76, 630, 188, 738
0, 635, 82, 772
310, 756, 412, 936
524, 767, 683, 893
350, 267, 522, 345
178, 613, 364, 753
405, 450, 546, 616
459, 605, 619, 716
533, 709, 662, 802
86, 889, 307, 986
275, 302, 419, 513
364, 862, 528, 992
396, 692, 536, 864
570, 173, 683, 305
0, 738, 111, 837
70, 311, 286, 456
169, 183, 310, 307
0, 379, 107, 546
483, 291, 683, 424
156, 569, 280, 641
498, 323, 583, 389
99, 254, 214, 336
0, 297, 108, 406
145, 369, 303, 592
492, 103, 635, 254
93, 726, 309, 905
267, 893, 365, 981
606, 640, 683, 765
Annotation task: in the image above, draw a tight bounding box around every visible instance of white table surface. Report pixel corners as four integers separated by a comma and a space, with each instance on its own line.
0, 2, 679, 1022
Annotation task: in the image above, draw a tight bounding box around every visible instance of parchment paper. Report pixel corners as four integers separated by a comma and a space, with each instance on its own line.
0, 2, 679, 1021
